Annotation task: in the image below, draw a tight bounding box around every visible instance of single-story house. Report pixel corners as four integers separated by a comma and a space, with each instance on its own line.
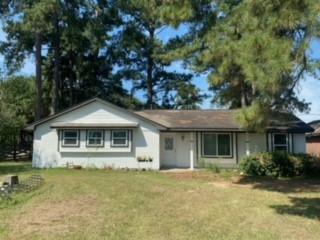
306, 120, 320, 157
25, 98, 312, 170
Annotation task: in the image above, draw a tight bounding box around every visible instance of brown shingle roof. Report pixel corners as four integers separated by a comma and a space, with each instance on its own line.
135, 109, 313, 133
135, 109, 240, 130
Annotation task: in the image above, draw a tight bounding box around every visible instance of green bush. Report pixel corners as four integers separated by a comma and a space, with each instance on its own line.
240, 152, 320, 177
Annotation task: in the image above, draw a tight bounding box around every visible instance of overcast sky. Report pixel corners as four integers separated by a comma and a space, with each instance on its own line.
1, 25, 319, 123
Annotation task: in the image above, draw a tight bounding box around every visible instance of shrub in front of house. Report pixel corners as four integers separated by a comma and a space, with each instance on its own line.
240, 152, 320, 177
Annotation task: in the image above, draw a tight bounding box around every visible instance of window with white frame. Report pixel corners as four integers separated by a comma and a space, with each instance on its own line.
62, 130, 79, 147
111, 130, 129, 147
87, 130, 104, 147
273, 133, 288, 151
202, 133, 232, 157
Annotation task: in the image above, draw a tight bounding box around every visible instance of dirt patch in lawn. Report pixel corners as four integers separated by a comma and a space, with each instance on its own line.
165, 171, 223, 181
7, 195, 102, 239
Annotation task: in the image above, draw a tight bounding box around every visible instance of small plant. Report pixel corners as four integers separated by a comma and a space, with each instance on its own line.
198, 158, 220, 173
207, 163, 221, 173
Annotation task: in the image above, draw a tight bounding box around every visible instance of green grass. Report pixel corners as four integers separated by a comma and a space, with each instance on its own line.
1, 161, 320, 240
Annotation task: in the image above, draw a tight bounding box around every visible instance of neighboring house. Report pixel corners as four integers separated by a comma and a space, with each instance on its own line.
25, 98, 312, 169
306, 120, 320, 157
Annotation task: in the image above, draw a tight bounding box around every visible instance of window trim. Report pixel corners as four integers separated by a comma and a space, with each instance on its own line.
111, 130, 129, 148
201, 132, 233, 158
86, 129, 105, 147
272, 133, 289, 152
61, 129, 80, 147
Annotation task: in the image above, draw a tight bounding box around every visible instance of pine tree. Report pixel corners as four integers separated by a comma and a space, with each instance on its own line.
1, 0, 139, 114
162, 0, 320, 130
115, 0, 205, 109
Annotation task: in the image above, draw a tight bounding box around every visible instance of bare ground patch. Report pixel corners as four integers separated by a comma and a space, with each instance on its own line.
7, 195, 102, 239
165, 171, 224, 181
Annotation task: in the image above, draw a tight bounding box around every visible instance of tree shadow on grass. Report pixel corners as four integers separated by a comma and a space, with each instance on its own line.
234, 176, 320, 193
0, 161, 33, 176
271, 197, 320, 220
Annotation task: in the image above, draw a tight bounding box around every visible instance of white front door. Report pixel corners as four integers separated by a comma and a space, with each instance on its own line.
162, 134, 176, 167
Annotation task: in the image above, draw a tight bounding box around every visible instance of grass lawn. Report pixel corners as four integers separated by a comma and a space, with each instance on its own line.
1, 162, 320, 240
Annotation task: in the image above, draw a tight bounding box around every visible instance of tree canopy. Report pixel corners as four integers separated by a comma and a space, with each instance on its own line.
0, 0, 319, 132
161, 0, 320, 130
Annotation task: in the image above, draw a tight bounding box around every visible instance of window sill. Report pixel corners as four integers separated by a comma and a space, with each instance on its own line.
59, 147, 131, 153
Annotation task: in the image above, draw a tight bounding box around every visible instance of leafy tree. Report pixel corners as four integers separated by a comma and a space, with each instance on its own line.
0, 76, 35, 157
1, 0, 139, 114
0, 76, 35, 122
162, 0, 320, 130
0, 0, 58, 119
116, 0, 205, 109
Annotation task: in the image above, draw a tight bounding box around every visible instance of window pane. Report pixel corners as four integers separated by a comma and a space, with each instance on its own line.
203, 134, 217, 156
64, 139, 77, 145
89, 131, 102, 138
274, 134, 287, 145
89, 139, 102, 145
64, 131, 77, 138
113, 139, 127, 145
218, 134, 231, 156
164, 137, 174, 150
113, 131, 127, 138
87, 130, 103, 146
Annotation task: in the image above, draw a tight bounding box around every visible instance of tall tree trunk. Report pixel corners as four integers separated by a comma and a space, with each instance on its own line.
146, 29, 155, 109
69, 53, 75, 106
35, 32, 43, 120
52, 11, 61, 114
240, 80, 247, 108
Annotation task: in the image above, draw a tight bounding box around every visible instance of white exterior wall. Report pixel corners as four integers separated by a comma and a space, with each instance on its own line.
160, 132, 195, 168
292, 133, 306, 153
266, 133, 306, 154
32, 101, 160, 169
237, 133, 267, 161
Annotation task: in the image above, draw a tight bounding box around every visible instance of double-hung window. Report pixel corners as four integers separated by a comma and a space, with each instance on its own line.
62, 130, 79, 147
273, 133, 288, 152
202, 133, 232, 157
111, 130, 129, 147
87, 130, 104, 147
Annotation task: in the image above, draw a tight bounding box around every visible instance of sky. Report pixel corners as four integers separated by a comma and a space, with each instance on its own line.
1, 25, 320, 123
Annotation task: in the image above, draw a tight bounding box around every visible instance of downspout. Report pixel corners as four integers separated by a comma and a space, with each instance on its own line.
190, 132, 194, 170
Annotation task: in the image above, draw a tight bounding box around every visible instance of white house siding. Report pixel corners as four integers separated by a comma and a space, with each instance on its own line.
237, 133, 268, 161
32, 101, 160, 169
292, 133, 306, 153
160, 132, 194, 168
266, 133, 306, 154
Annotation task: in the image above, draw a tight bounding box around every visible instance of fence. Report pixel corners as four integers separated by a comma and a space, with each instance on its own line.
0, 175, 44, 200
0, 143, 32, 161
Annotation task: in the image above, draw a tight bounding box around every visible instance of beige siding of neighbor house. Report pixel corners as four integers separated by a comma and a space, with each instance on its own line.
307, 136, 320, 156
32, 101, 160, 169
